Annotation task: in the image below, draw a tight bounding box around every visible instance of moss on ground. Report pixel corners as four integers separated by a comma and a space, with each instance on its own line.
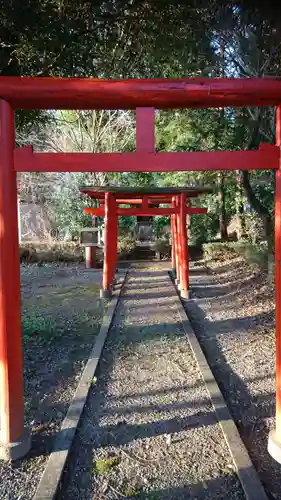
93, 456, 121, 476
22, 280, 102, 343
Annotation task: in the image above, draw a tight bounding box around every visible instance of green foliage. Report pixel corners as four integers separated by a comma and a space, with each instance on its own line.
118, 216, 137, 231
118, 234, 136, 259
249, 170, 275, 216
202, 242, 237, 261
117, 172, 155, 187
145, 493, 161, 500
51, 172, 94, 240
203, 240, 270, 272
0, 2, 215, 80
232, 241, 269, 271
22, 313, 61, 342
48, 110, 136, 239
121, 486, 142, 497
244, 213, 265, 244
153, 238, 170, 256
190, 214, 219, 246
153, 216, 170, 238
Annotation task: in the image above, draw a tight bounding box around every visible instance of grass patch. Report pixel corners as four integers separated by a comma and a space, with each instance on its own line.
22, 282, 103, 343
22, 312, 62, 342
122, 486, 142, 497
94, 456, 121, 476
24, 283, 101, 309
46, 284, 100, 300
145, 493, 161, 500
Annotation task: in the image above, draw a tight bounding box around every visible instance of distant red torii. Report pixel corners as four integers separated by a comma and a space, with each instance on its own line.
80, 186, 210, 299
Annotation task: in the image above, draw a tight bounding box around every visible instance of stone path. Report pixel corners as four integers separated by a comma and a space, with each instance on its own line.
59, 270, 244, 499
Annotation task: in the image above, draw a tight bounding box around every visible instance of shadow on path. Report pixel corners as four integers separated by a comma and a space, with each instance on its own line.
184, 265, 278, 500
56, 269, 244, 500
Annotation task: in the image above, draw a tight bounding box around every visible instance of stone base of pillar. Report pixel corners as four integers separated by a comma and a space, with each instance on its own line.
100, 288, 112, 300
268, 429, 281, 464
0, 427, 30, 461
180, 289, 190, 300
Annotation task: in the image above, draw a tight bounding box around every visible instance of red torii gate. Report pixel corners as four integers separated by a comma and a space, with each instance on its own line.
0, 77, 281, 463
79, 186, 210, 299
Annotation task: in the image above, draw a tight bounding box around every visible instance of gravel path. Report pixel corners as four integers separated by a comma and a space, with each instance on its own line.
58, 269, 244, 499
186, 258, 278, 500
0, 264, 104, 500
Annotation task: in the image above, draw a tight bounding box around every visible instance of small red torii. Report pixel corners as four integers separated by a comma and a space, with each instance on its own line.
80, 186, 210, 299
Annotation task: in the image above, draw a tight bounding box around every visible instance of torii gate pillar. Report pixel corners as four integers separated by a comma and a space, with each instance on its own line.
171, 198, 177, 276
268, 105, 281, 463
100, 192, 118, 299
179, 192, 189, 299
0, 100, 30, 460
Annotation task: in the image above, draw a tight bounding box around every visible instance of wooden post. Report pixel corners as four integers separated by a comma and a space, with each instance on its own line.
268, 106, 281, 463
17, 194, 21, 242
186, 200, 190, 295
187, 214, 190, 291
179, 192, 189, 299
102, 192, 114, 299
171, 217, 175, 270
276, 107, 281, 441
111, 196, 118, 285
0, 100, 30, 460
171, 198, 177, 275
142, 195, 149, 209
136, 108, 155, 153
175, 196, 182, 287
85, 246, 97, 269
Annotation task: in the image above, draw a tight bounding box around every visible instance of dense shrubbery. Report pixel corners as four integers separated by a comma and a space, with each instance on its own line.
203, 241, 270, 272
232, 242, 269, 271
153, 238, 171, 258
117, 234, 137, 260
190, 214, 220, 246
202, 242, 237, 261
20, 237, 138, 263
20, 241, 85, 263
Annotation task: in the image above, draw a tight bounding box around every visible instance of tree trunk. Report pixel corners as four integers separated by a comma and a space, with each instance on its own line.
218, 172, 228, 240
241, 169, 273, 282
241, 108, 273, 261
241, 170, 273, 246
235, 170, 246, 239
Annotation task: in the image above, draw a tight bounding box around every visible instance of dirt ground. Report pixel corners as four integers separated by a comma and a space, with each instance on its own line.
1, 257, 277, 499
186, 256, 279, 500
0, 263, 105, 500
58, 269, 244, 500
